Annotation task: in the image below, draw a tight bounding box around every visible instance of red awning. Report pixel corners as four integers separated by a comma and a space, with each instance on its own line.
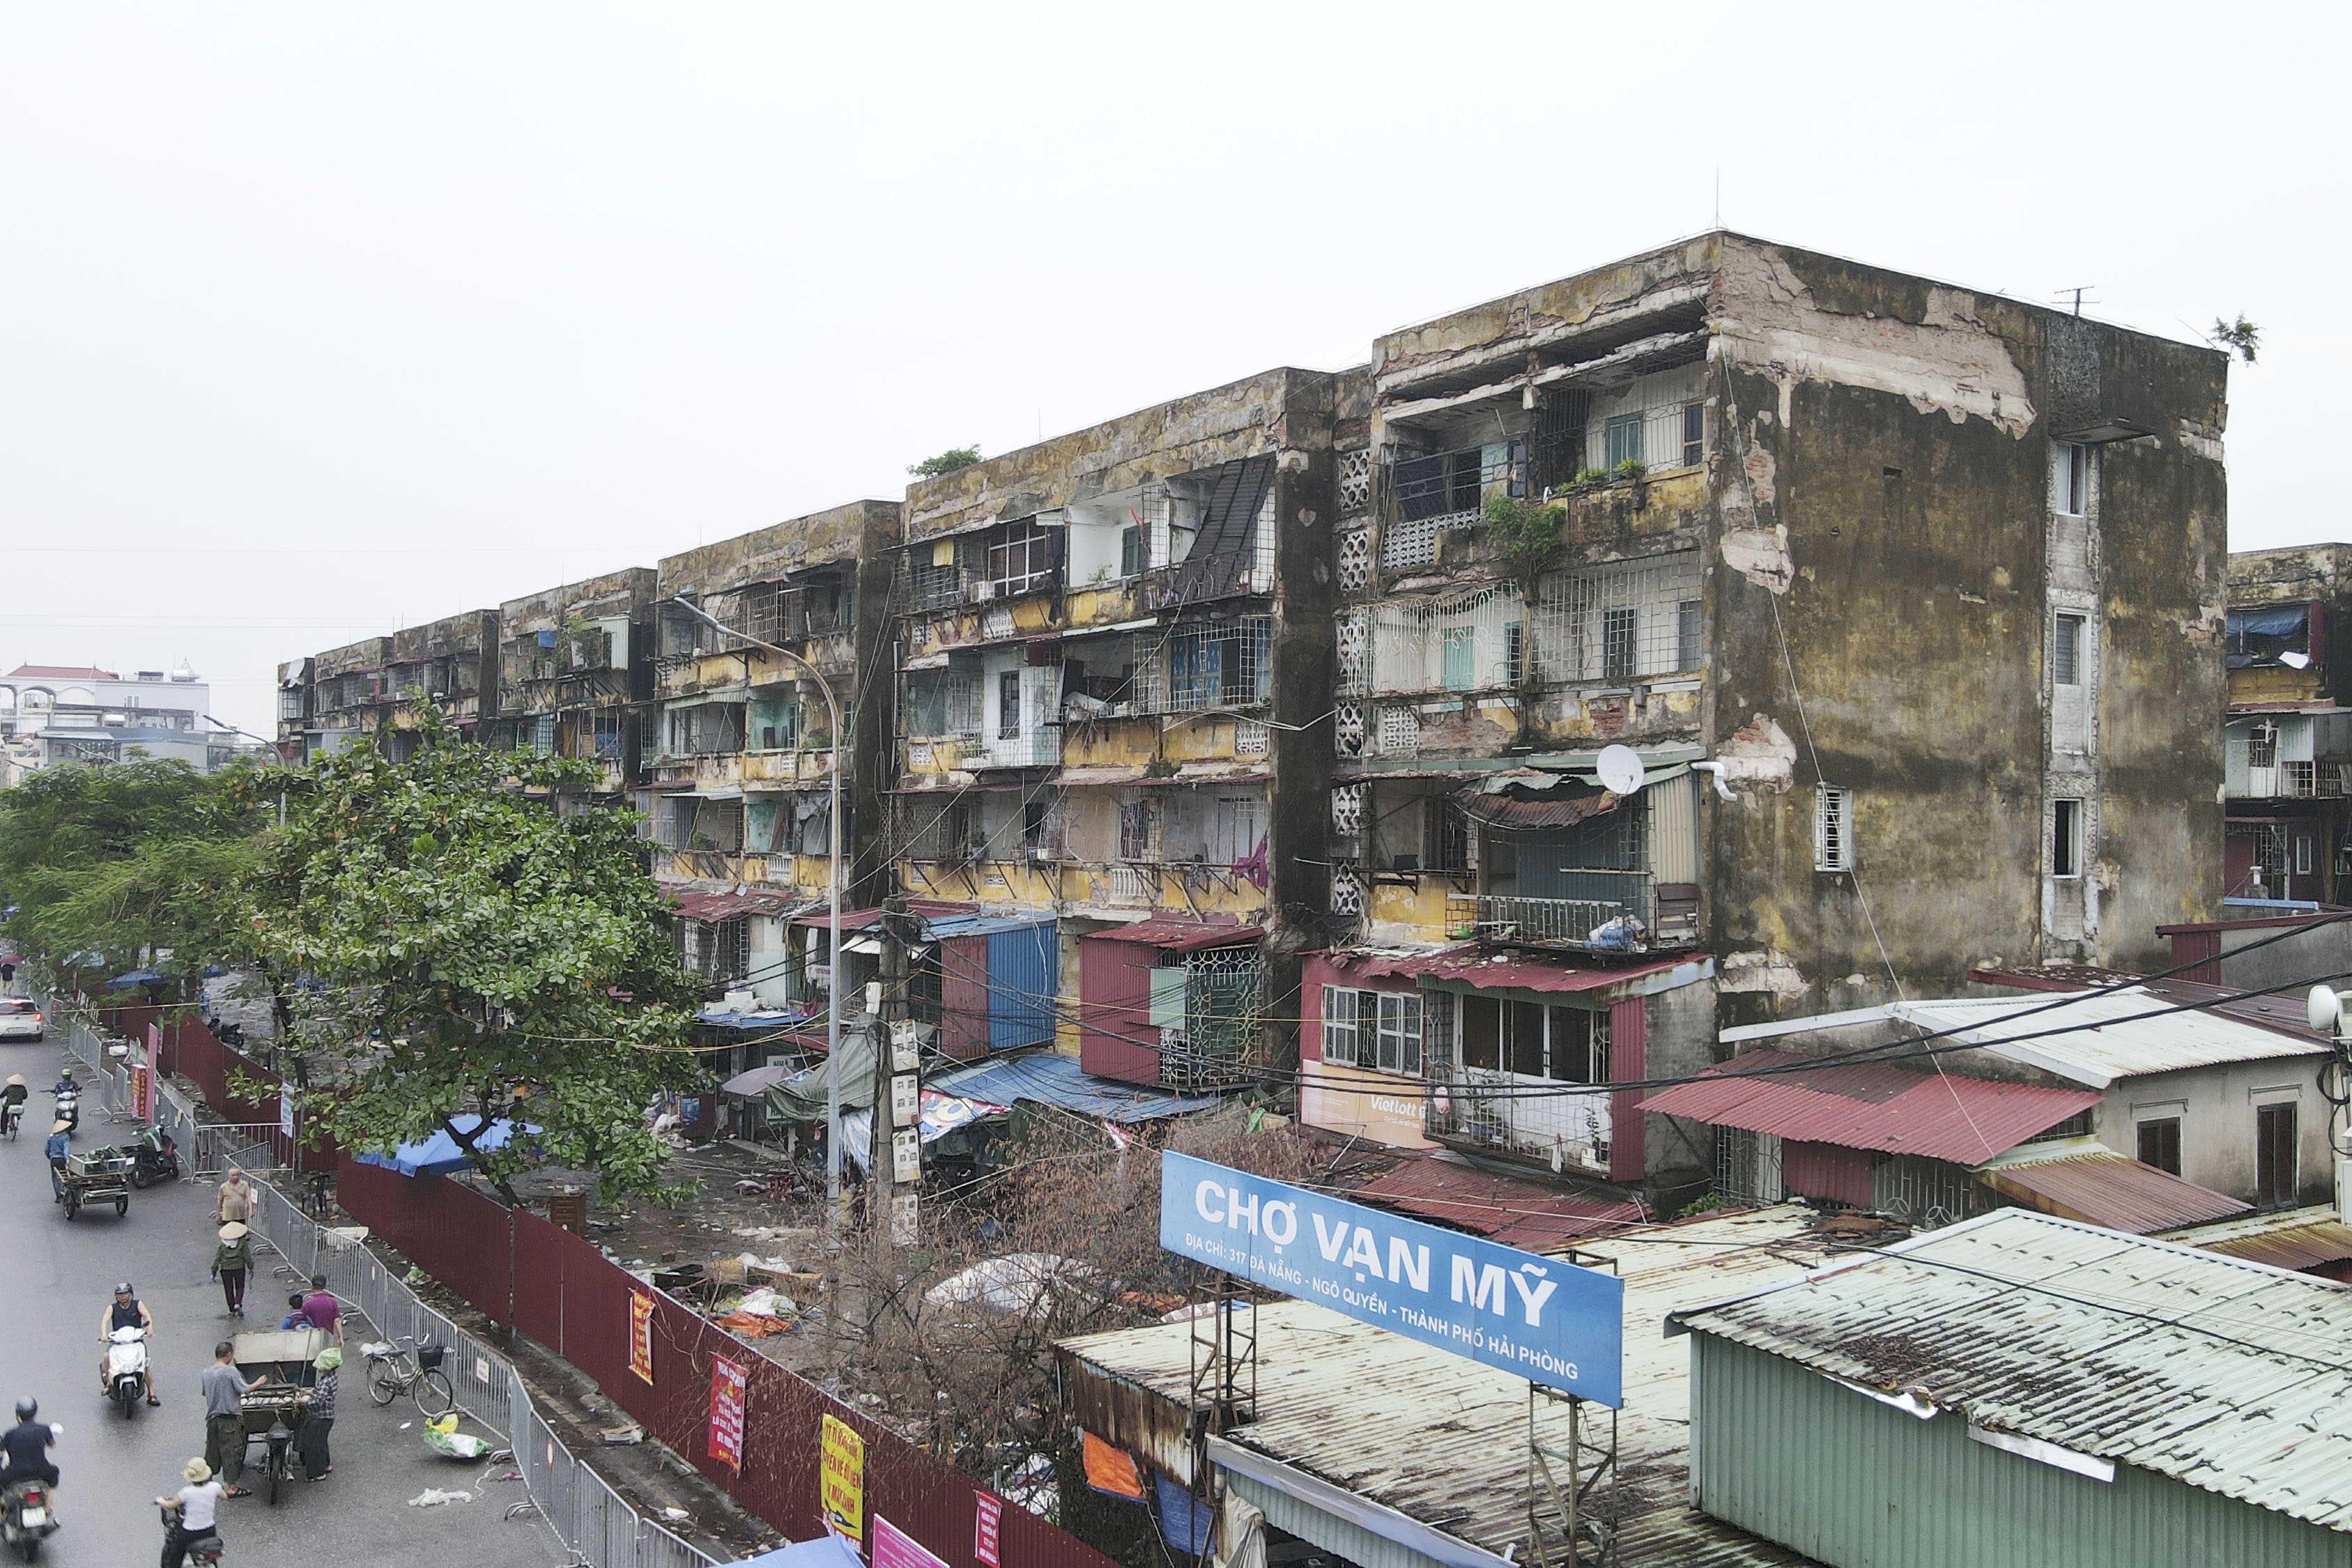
1328, 945, 1692, 997
1980, 1151, 2250, 1234
1352, 1155, 1646, 1250
1638, 1049, 2103, 1166
1084, 918, 1263, 954
788, 899, 972, 932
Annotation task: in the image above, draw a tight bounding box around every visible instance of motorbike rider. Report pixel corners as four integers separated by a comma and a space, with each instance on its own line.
98, 1284, 159, 1406
45, 1121, 70, 1202
0, 1397, 59, 1492
48, 1068, 77, 1132
0, 1075, 26, 1135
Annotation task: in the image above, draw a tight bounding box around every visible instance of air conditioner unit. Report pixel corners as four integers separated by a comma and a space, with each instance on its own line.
973, 581, 997, 601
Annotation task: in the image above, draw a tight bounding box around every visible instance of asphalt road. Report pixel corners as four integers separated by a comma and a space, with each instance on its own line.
0, 1038, 571, 1568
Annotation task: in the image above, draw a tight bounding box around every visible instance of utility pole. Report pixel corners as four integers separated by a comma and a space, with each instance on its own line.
877, 897, 922, 1256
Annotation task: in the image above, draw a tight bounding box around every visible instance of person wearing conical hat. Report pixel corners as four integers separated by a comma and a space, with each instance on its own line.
210, 1222, 252, 1319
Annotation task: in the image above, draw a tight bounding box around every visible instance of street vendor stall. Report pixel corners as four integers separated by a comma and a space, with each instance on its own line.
59, 1146, 131, 1220
232, 1327, 327, 1503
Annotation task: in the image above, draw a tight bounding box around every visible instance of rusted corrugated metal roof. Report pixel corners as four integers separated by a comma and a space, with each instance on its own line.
1977, 1148, 2250, 1233
1331, 945, 1694, 997
1673, 1208, 2352, 1532
1456, 791, 1622, 831
2167, 1204, 2352, 1276
670, 889, 812, 921
1083, 918, 1262, 953
1351, 1154, 1647, 1249
1060, 1206, 1834, 1565
1637, 1049, 2102, 1165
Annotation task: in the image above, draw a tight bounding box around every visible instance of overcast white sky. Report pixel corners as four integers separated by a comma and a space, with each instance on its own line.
3, 3, 2340, 737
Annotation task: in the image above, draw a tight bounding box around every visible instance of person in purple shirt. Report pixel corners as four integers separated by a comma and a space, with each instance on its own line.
297, 1276, 341, 1344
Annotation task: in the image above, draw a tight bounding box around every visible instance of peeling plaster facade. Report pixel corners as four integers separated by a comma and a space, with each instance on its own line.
490, 567, 660, 804
1302, 232, 2227, 1210
889, 368, 1359, 1087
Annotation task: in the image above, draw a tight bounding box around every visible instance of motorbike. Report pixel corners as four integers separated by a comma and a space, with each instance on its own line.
127, 1128, 180, 1189
0, 1101, 22, 1141
105, 1326, 148, 1420
2, 1473, 59, 1562
47, 1085, 76, 1137
157, 1501, 222, 1565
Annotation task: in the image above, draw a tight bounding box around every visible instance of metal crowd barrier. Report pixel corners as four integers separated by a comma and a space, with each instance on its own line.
245, 1177, 718, 1568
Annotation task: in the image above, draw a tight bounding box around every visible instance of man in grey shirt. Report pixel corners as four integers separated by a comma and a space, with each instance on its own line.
200, 1341, 262, 1496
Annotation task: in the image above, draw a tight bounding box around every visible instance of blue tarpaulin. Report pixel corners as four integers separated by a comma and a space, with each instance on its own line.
105, 969, 164, 990
731, 1535, 864, 1567
926, 1051, 1223, 1124
1154, 1472, 1213, 1555
352, 1115, 540, 1178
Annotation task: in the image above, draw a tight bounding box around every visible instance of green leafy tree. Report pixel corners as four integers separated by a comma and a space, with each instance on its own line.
908, 445, 981, 479
260, 709, 698, 1202
0, 758, 269, 989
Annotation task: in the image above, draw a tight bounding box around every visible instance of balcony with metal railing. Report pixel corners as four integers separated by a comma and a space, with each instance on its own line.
1455, 873, 1699, 955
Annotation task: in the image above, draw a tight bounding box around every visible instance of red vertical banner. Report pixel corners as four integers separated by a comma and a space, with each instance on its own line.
974, 1493, 1003, 1567
131, 1065, 153, 1123
627, 1292, 655, 1385
707, 1356, 748, 1470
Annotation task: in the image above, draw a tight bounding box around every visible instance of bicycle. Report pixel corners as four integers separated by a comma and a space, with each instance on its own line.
362, 1336, 455, 1418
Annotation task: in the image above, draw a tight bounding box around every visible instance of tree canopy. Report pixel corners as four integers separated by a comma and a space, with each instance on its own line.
1, 716, 702, 1201
256, 711, 699, 1201
0, 758, 270, 985
907, 445, 981, 479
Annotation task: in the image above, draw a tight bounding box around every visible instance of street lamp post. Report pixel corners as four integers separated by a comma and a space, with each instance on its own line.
668, 598, 848, 1224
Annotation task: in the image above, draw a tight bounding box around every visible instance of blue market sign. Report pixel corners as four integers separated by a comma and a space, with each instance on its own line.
1159, 1151, 1624, 1406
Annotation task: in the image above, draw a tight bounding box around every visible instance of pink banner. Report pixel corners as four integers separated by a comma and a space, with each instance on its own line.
874, 1517, 950, 1568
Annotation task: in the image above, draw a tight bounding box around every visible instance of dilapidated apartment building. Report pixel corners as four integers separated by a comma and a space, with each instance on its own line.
649, 502, 899, 1006
1299, 232, 2230, 1213
2222, 544, 2352, 903
284, 608, 500, 760
489, 568, 659, 804
889, 369, 1359, 1088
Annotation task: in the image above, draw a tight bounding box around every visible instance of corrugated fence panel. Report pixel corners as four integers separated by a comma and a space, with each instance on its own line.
987, 922, 1056, 1051
1690, 1333, 2352, 1568
939, 934, 992, 1061
1781, 1140, 1872, 1208
337, 1158, 515, 1325
1609, 997, 1646, 1185
1077, 932, 1160, 1084
362, 1192, 1121, 1568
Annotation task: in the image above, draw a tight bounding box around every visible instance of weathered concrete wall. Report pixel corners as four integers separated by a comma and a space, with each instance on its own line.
498, 567, 659, 636
1643, 976, 1721, 1209
1702, 236, 2227, 1023
656, 500, 894, 597
313, 636, 391, 680
901, 368, 1315, 541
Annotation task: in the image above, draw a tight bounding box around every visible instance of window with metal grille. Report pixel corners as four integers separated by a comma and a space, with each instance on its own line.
946, 675, 983, 737
2257, 1101, 2298, 1207
1602, 608, 1638, 682
1530, 553, 1703, 684
1118, 799, 1156, 861
1441, 627, 1477, 691
1505, 622, 1525, 686
1815, 785, 1852, 872
986, 520, 1059, 597
1147, 617, 1273, 714
1681, 403, 1705, 468
2053, 613, 2086, 687
592, 712, 626, 760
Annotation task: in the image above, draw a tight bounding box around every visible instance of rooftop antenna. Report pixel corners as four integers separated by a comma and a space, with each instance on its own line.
1713, 167, 1721, 229
2057, 286, 2096, 316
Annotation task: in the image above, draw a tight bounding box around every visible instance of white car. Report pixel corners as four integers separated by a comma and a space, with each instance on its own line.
0, 999, 43, 1041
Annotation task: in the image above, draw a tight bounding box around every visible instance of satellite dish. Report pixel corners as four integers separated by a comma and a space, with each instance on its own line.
1595, 745, 1645, 797
2309, 984, 2344, 1036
